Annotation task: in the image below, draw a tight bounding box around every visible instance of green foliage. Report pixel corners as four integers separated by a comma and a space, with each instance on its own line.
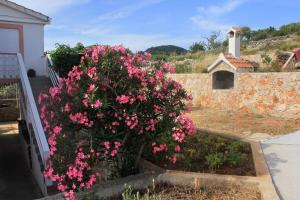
50, 43, 84, 77
146, 45, 187, 55
190, 42, 206, 53
240, 26, 252, 41
206, 153, 226, 170
261, 53, 272, 64
247, 22, 300, 41
222, 39, 228, 48
0, 84, 17, 99
121, 185, 162, 200
227, 153, 247, 167
205, 31, 222, 51
151, 54, 169, 61
175, 63, 192, 74
147, 133, 253, 173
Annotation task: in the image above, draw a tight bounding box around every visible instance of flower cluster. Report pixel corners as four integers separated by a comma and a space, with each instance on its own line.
39, 45, 195, 200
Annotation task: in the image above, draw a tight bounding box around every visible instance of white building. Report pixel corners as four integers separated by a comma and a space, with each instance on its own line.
0, 0, 50, 76
207, 27, 255, 89
0, 0, 54, 196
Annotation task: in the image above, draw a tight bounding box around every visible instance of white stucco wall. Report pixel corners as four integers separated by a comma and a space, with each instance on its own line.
0, 3, 49, 76
228, 32, 241, 58
22, 23, 47, 76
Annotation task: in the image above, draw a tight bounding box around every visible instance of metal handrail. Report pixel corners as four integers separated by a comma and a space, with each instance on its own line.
46, 54, 59, 87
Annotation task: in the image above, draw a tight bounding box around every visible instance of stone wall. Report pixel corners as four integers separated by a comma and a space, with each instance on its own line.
170, 72, 300, 119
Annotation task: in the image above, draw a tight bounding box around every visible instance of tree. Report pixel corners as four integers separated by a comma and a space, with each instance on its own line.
190, 42, 206, 53
222, 39, 228, 48
240, 26, 252, 41
50, 43, 85, 77
40, 45, 195, 200
204, 32, 222, 51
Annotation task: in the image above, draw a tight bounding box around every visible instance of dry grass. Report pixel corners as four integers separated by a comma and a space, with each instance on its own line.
188, 108, 300, 135
105, 183, 261, 200
156, 184, 261, 200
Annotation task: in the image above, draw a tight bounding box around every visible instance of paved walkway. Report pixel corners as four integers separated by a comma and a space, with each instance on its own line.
261, 130, 300, 200
0, 122, 42, 200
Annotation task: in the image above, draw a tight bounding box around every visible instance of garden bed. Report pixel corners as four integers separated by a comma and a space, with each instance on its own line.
144, 132, 256, 176
104, 183, 261, 200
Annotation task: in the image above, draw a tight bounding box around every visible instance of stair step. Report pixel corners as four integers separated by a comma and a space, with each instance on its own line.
29, 76, 52, 114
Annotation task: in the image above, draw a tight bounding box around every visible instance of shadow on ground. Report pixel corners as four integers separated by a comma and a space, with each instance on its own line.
0, 122, 42, 200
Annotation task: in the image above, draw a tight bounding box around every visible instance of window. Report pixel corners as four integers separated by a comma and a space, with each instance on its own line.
212, 70, 234, 89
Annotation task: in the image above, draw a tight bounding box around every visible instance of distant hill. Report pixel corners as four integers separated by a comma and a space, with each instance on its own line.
146, 45, 187, 55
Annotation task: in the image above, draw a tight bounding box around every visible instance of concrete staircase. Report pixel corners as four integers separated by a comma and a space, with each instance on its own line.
29, 77, 52, 113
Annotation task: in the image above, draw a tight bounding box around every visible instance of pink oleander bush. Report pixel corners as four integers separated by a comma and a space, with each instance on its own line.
39, 45, 195, 200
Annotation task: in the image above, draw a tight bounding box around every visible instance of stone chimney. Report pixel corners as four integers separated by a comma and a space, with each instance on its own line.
228, 27, 241, 58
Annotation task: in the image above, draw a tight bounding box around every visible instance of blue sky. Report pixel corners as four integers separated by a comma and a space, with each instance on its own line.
14, 0, 300, 51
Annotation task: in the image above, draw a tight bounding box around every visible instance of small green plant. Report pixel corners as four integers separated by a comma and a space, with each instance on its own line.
261, 53, 272, 64
227, 141, 247, 153
122, 185, 141, 200
227, 153, 247, 167
206, 153, 226, 170
121, 182, 162, 200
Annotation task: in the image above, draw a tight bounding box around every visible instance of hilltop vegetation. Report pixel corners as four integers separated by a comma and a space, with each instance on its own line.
242, 22, 300, 41
148, 22, 300, 73
146, 45, 187, 55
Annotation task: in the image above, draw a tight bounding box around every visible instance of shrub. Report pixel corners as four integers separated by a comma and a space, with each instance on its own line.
51, 43, 84, 77
206, 153, 226, 170
261, 53, 272, 65
190, 42, 206, 53
39, 45, 195, 200
175, 63, 192, 73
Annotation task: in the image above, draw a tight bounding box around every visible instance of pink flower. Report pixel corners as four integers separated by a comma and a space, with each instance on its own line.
49, 87, 61, 98
104, 141, 110, 150
155, 70, 164, 80
53, 126, 62, 134
111, 149, 117, 157
88, 84, 96, 92
114, 141, 121, 149
116, 95, 130, 104
175, 145, 181, 152
57, 184, 67, 191
38, 93, 48, 104
92, 100, 102, 108
86, 67, 97, 79
82, 99, 89, 107
64, 103, 71, 112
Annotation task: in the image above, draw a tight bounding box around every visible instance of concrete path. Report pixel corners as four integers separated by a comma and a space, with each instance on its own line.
261, 130, 300, 200
0, 122, 42, 200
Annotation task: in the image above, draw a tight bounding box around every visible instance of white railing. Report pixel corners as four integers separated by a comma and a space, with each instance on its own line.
17, 53, 50, 195
46, 54, 59, 87
0, 54, 19, 78
17, 53, 50, 164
